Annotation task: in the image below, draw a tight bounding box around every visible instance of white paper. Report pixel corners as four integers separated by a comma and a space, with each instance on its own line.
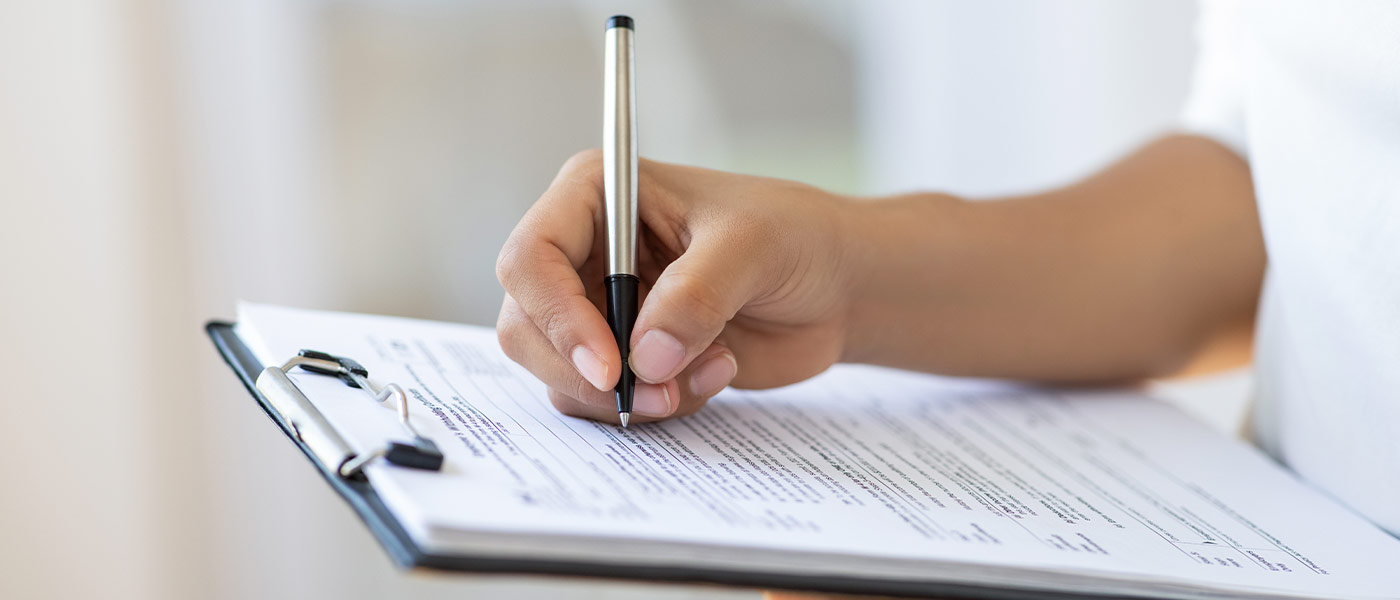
236, 302, 1400, 599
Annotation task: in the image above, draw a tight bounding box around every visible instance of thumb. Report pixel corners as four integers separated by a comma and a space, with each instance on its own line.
628, 234, 769, 384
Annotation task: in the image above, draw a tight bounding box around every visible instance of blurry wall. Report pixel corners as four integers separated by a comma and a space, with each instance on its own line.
859, 0, 1197, 196
1, 1, 1196, 599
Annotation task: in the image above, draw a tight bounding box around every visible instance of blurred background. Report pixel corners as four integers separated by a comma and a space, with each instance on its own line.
2, 1, 1226, 598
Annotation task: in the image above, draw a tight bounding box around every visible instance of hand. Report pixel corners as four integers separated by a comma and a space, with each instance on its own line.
496, 150, 856, 424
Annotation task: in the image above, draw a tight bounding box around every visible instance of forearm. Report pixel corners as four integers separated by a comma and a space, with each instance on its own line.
839, 134, 1264, 382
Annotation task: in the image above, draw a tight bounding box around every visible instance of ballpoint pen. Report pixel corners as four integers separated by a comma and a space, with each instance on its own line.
603, 15, 638, 427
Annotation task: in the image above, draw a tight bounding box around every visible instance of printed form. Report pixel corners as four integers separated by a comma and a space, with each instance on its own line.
237, 303, 1400, 599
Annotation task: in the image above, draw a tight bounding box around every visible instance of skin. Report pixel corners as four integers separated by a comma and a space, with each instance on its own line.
497, 134, 1263, 421
495, 134, 1264, 599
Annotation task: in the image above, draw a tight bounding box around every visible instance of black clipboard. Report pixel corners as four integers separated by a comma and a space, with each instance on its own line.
208, 320, 1137, 600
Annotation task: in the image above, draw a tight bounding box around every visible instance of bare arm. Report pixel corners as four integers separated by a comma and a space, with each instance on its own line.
496, 135, 1263, 422
842, 134, 1264, 382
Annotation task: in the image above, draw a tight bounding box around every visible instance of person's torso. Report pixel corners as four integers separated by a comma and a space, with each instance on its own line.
1240, 0, 1400, 534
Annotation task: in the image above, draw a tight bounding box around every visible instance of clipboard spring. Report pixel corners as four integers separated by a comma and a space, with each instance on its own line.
255, 349, 444, 478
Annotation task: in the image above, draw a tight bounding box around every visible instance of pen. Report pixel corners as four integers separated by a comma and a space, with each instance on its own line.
603, 15, 638, 427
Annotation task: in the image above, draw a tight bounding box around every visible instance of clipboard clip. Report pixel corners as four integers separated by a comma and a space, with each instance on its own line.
254, 349, 444, 478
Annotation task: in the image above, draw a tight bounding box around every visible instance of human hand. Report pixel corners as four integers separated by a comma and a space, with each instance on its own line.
496, 151, 856, 424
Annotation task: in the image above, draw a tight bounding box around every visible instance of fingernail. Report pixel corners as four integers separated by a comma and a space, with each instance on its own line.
570, 345, 609, 391
689, 353, 738, 398
633, 383, 671, 417
631, 329, 686, 383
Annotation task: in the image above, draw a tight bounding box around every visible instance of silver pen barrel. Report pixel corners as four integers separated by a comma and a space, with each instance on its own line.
604, 17, 637, 276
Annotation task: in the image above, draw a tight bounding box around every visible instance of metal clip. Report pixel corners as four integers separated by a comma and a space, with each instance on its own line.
253, 350, 444, 479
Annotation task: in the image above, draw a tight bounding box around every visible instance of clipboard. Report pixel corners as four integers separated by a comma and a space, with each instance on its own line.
207, 320, 1126, 600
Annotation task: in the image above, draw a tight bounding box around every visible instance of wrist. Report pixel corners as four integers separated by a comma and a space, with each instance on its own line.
835, 192, 972, 365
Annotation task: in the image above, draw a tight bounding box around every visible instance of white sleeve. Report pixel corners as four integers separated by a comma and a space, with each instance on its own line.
1180, 0, 1249, 158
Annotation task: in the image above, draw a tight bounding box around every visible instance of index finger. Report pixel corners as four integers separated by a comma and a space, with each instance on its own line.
496, 150, 620, 392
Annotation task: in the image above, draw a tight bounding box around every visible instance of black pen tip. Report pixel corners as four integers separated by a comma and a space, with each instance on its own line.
607, 15, 634, 30
615, 366, 635, 426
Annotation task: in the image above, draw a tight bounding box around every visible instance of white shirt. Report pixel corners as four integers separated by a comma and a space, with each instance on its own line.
1181, 0, 1400, 534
